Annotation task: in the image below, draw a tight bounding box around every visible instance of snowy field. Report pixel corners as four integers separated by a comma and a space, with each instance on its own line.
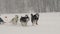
0, 12, 60, 34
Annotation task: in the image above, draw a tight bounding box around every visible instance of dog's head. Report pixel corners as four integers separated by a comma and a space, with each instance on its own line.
20, 15, 29, 22
25, 15, 29, 21
15, 15, 19, 18
35, 13, 39, 18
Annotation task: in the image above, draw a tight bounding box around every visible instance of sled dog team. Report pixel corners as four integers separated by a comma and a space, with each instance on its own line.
0, 13, 39, 26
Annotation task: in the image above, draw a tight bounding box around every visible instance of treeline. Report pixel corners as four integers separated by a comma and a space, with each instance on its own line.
0, 0, 59, 13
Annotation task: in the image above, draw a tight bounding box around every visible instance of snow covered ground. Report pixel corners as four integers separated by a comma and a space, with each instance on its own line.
0, 12, 60, 34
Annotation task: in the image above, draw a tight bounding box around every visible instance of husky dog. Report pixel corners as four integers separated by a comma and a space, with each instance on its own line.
10, 15, 18, 25
31, 13, 39, 26
20, 15, 29, 26
0, 17, 6, 24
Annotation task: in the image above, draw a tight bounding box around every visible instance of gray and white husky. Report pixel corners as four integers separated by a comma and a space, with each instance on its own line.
10, 15, 18, 25
31, 13, 39, 26
20, 15, 29, 26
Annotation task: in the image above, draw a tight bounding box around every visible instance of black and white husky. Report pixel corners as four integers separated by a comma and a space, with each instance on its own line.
0, 17, 6, 24
10, 15, 18, 25
31, 13, 39, 25
20, 15, 29, 26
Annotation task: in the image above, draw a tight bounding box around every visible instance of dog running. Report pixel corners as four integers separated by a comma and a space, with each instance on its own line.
31, 13, 39, 25
20, 15, 29, 26
0, 17, 6, 24
10, 15, 19, 25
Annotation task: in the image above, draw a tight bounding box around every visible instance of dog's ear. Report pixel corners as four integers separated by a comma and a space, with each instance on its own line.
35, 13, 39, 16
31, 14, 33, 16
25, 15, 28, 17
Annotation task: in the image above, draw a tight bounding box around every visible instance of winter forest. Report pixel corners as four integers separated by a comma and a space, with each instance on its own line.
0, 0, 59, 13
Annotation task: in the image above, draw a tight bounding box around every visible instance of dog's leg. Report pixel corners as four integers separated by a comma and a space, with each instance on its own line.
21, 22, 23, 26
32, 21, 35, 26
14, 22, 17, 25
31, 20, 34, 26
21, 22, 25, 26
36, 20, 38, 25
12, 21, 14, 24
12, 21, 17, 25
0, 22, 1, 24
21, 23, 27, 26
1, 22, 4, 24
25, 22, 27, 26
